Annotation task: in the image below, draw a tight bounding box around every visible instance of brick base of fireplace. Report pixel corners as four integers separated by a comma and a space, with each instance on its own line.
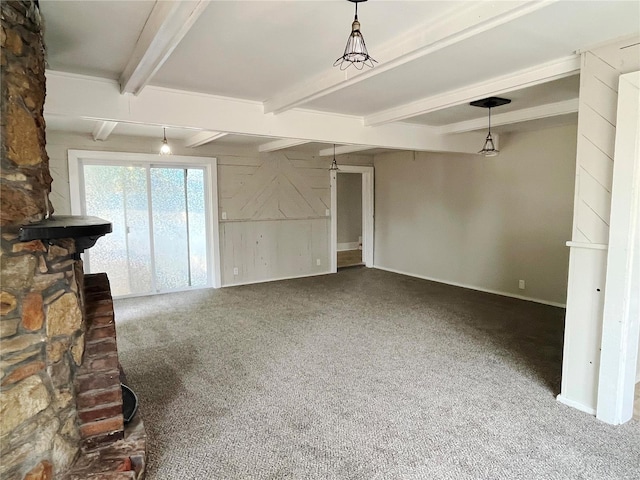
64, 274, 147, 479
62, 411, 146, 480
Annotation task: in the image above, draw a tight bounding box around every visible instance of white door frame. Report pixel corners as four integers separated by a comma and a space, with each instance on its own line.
596, 71, 640, 424
330, 165, 374, 272
68, 149, 222, 289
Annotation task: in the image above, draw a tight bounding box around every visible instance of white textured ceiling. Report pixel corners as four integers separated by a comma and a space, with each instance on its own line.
42, 1, 155, 79
39, 0, 640, 154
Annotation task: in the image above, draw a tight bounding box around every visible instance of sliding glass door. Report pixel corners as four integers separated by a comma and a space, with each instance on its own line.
82, 163, 210, 297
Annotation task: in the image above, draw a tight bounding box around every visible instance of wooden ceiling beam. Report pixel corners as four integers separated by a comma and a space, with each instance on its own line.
440, 98, 579, 134
185, 131, 228, 148
46, 71, 487, 155
365, 56, 580, 127
91, 120, 118, 141
119, 1, 209, 95
318, 145, 373, 157
263, 1, 556, 115
258, 139, 310, 153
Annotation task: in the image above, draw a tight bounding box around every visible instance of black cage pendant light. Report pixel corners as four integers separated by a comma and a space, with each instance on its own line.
334, 0, 377, 71
329, 144, 340, 171
470, 97, 511, 157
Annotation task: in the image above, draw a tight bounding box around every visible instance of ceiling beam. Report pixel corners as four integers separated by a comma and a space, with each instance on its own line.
440, 98, 580, 134
92, 121, 118, 141
318, 145, 373, 157
45, 71, 487, 155
119, 1, 209, 95
185, 131, 228, 148
258, 139, 310, 153
365, 55, 580, 126
263, 1, 556, 114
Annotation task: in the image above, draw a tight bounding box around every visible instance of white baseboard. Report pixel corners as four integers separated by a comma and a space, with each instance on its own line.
556, 394, 596, 415
222, 270, 332, 288
372, 265, 566, 308
337, 242, 360, 251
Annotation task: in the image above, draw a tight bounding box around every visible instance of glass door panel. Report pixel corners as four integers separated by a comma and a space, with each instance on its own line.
83, 165, 152, 296
122, 167, 153, 295
186, 169, 207, 287
82, 163, 209, 297
150, 168, 190, 291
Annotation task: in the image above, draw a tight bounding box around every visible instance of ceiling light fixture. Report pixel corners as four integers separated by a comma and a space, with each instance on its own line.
334, 0, 377, 71
159, 127, 171, 155
329, 144, 340, 171
470, 97, 511, 157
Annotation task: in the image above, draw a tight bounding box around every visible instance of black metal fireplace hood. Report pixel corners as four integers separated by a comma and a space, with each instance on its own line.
19, 215, 112, 255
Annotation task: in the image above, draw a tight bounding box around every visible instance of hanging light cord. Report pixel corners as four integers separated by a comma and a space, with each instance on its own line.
487, 108, 492, 135
330, 144, 339, 171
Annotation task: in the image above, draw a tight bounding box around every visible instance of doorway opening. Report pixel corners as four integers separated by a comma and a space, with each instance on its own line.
337, 172, 363, 268
330, 165, 374, 273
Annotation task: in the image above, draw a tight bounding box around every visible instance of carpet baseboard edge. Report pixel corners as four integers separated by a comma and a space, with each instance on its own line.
556, 394, 596, 415
222, 270, 332, 288
372, 265, 566, 308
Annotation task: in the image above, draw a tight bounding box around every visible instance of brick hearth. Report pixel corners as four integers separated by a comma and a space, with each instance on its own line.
75, 274, 125, 451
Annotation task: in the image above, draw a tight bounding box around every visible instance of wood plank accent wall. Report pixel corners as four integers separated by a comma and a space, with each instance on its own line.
218, 153, 331, 285
560, 36, 640, 414
572, 52, 619, 243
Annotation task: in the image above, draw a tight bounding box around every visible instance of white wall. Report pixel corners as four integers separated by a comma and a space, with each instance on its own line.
337, 172, 362, 248
637, 327, 640, 384
560, 37, 640, 416
373, 124, 577, 306
46, 131, 372, 287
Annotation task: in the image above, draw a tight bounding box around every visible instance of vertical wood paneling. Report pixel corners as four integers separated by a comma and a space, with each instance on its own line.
560, 247, 608, 413
220, 218, 330, 285
218, 152, 333, 286
562, 37, 639, 415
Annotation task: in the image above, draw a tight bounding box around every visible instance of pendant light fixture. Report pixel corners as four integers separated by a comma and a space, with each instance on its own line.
334, 0, 377, 71
159, 127, 171, 155
329, 144, 340, 171
470, 97, 511, 157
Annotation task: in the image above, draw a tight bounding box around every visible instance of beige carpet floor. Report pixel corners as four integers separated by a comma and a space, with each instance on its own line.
114, 268, 640, 479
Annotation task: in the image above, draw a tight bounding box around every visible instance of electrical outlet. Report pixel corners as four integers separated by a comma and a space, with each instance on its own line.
316, 258, 321, 266
518, 279, 525, 290
325, 209, 330, 216
222, 212, 227, 220
233, 267, 238, 275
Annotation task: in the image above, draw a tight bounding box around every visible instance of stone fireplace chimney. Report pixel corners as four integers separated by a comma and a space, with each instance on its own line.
1, 2, 144, 478
1, 1, 82, 477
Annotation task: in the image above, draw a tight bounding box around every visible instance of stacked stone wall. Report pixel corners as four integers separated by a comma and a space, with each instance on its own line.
1, 0, 52, 226
1, 2, 83, 478
1, 239, 84, 479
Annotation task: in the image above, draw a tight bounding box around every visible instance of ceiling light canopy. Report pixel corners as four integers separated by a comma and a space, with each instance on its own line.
334, 0, 377, 71
470, 97, 511, 157
159, 127, 171, 155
